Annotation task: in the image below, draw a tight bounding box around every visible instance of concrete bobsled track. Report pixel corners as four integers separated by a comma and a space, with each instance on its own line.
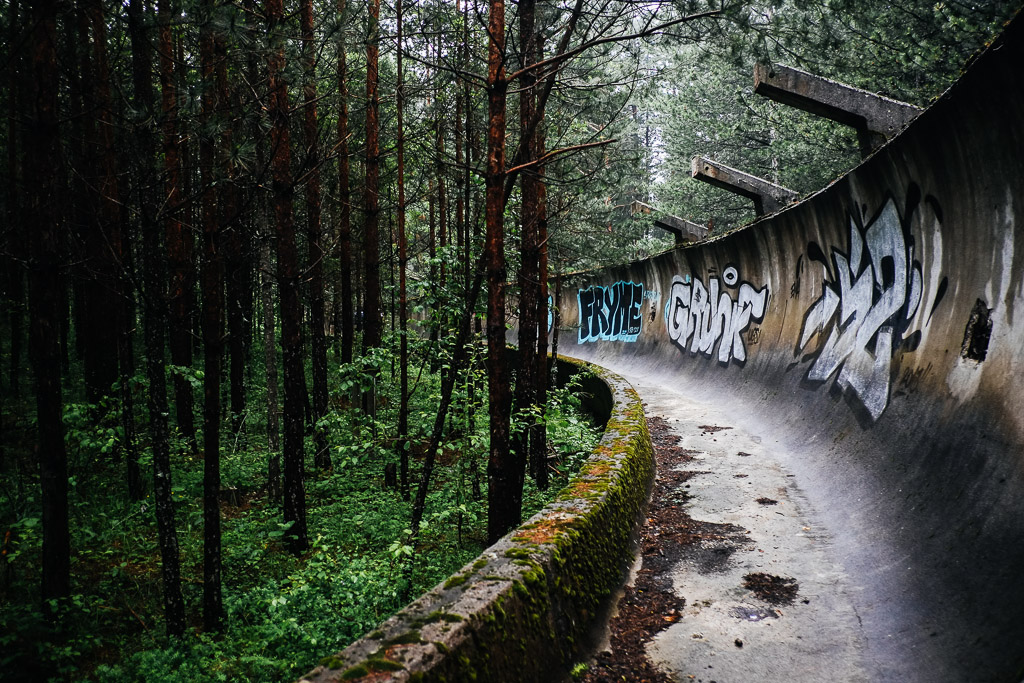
556, 12, 1024, 683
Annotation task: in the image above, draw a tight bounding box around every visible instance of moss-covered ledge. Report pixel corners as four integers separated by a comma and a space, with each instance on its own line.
298, 359, 654, 683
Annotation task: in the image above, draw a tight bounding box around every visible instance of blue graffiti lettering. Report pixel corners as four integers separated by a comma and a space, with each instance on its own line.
578, 281, 646, 343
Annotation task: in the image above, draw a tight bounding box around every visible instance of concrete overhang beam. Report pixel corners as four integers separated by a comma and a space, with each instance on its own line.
653, 214, 708, 244
753, 62, 923, 156
690, 156, 799, 216
632, 200, 708, 243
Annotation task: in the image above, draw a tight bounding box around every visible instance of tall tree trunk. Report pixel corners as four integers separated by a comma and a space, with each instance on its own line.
262, 236, 281, 500
437, 104, 448, 289
515, 0, 540, 491
302, 0, 330, 472
268, 0, 309, 555
362, 0, 382, 352
67, 3, 91, 370
461, 0, 473, 293
199, 0, 224, 632
454, 53, 466, 291
125, 0, 156, 501
224, 38, 249, 437
335, 0, 354, 365
532, 119, 550, 491
485, 0, 517, 545
139, 0, 187, 637
88, 0, 135, 480
5, 0, 23, 402
396, 0, 410, 500
80, 0, 123, 409
161, 0, 197, 454
26, 0, 69, 609
225, 213, 248, 434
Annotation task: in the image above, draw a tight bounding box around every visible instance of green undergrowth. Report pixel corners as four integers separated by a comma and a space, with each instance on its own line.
0, 344, 602, 683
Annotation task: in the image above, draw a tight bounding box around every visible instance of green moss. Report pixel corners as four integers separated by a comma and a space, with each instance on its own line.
319, 656, 345, 670
340, 664, 369, 680
367, 630, 384, 640
384, 630, 423, 646
427, 611, 464, 624
473, 558, 488, 570
367, 658, 405, 672
444, 574, 468, 590
434, 641, 450, 655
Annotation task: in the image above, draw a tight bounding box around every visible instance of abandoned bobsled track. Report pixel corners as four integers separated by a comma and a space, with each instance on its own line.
302, 14, 1024, 683
560, 11, 1024, 683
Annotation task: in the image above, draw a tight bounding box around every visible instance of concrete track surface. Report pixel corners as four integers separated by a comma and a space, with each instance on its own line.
557, 12, 1024, 682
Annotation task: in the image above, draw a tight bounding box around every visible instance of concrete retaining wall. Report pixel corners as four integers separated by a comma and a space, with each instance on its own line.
556, 12, 1024, 682
299, 360, 654, 683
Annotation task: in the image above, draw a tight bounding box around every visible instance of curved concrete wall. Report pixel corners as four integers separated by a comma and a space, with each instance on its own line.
556, 13, 1024, 682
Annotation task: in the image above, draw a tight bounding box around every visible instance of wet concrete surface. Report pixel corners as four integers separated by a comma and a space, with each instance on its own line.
624, 378, 869, 683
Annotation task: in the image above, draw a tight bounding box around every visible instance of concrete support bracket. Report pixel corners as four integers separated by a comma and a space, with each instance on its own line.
654, 214, 708, 244
690, 156, 799, 216
631, 200, 708, 243
753, 63, 922, 155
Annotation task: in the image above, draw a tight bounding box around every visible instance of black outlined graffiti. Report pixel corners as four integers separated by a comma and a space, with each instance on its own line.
577, 281, 647, 343
664, 266, 770, 364
797, 192, 944, 420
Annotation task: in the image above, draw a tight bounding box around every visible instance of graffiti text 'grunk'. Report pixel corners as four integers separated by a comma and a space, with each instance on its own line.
664, 266, 770, 365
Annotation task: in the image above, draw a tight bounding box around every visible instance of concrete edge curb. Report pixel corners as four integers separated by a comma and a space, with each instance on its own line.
298, 358, 654, 683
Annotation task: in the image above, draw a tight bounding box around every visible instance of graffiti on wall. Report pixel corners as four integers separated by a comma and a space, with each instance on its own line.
663, 266, 770, 364
577, 281, 656, 343
797, 192, 946, 421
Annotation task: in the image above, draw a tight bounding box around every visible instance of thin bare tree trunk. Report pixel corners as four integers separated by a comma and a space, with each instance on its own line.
302, 0, 331, 472
199, 0, 224, 631
27, 0, 69, 610
262, 237, 281, 499
268, 0, 309, 555
161, 0, 197, 454
533, 117, 550, 490
485, 0, 517, 544
515, 0, 540, 491
363, 0, 382, 351
336, 0, 354, 364
396, 0, 410, 499
5, 0, 23, 402
81, 0, 123, 410
126, 0, 156, 502
153, 0, 188, 636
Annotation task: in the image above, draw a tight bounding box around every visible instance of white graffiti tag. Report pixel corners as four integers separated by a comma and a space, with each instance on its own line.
798, 198, 923, 420
664, 266, 769, 364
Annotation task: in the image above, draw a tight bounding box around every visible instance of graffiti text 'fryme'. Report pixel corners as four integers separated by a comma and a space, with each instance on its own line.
577, 281, 646, 343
